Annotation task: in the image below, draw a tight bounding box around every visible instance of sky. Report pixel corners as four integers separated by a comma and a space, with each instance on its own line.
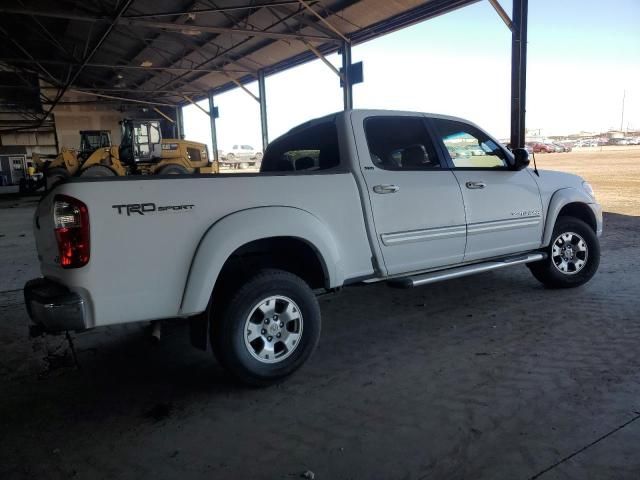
183, 0, 640, 152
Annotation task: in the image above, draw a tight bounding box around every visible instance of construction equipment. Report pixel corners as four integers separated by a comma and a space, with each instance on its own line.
44, 119, 218, 189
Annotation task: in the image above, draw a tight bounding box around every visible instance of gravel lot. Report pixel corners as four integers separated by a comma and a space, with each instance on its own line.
1, 147, 639, 479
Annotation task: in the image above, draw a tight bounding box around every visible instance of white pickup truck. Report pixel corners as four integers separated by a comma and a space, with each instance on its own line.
24, 110, 602, 385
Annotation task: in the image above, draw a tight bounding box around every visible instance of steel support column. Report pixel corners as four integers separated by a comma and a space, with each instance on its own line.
175, 107, 184, 139
258, 70, 269, 152
510, 0, 528, 148
341, 41, 353, 110
208, 93, 219, 162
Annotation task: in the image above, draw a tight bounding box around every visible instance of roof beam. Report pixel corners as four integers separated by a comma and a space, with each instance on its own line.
296, 0, 349, 42
0, 58, 251, 75
223, 74, 260, 103
302, 40, 343, 80
146, 4, 309, 94
68, 89, 176, 107
122, 1, 301, 19
119, 18, 341, 43
0, 7, 106, 22
488, 0, 514, 31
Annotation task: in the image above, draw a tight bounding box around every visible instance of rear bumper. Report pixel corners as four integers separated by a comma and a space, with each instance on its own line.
24, 278, 86, 333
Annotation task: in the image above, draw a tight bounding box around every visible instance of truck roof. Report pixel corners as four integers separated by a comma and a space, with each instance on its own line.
282, 109, 480, 138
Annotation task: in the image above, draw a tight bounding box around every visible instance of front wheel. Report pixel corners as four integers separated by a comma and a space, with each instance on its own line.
528, 216, 600, 288
211, 269, 321, 386
157, 164, 189, 175
79, 165, 117, 177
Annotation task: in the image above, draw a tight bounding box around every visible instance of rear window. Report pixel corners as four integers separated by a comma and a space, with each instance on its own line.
260, 122, 340, 173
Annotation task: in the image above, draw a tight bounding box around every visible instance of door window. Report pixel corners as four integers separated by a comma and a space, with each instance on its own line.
433, 119, 507, 168
364, 117, 441, 170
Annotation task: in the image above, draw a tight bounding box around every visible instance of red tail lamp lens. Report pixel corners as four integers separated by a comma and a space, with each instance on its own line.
53, 195, 90, 268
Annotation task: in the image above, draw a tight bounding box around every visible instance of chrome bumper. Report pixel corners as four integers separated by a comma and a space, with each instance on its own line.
24, 278, 86, 333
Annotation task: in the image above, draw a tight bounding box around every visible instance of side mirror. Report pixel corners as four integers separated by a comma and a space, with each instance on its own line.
511, 148, 530, 170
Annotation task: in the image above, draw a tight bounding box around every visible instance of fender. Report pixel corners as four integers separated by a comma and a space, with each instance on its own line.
541, 188, 602, 247
179, 206, 343, 316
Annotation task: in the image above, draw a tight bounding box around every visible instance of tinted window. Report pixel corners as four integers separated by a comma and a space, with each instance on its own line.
364, 117, 441, 170
260, 122, 340, 173
433, 119, 507, 168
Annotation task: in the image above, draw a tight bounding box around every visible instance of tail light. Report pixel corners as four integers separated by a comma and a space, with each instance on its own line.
53, 195, 90, 268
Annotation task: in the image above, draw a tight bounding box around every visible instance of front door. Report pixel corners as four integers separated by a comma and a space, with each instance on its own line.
352, 113, 467, 276
430, 117, 544, 262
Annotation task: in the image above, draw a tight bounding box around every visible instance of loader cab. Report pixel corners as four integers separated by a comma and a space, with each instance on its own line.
78, 130, 111, 160
119, 119, 162, 164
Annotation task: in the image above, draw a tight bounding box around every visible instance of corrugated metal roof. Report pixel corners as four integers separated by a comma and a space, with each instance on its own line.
0, 0, 479, 128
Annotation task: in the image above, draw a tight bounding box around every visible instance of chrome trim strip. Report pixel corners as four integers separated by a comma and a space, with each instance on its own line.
467, 216, 541, 235
381, 224, 466, 246
392, 252, 546, 287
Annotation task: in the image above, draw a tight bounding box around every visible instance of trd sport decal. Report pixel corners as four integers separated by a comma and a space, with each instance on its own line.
112, 203, 194, 216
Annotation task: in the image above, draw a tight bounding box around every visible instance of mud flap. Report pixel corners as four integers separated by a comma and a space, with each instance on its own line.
189, 313, 208, 350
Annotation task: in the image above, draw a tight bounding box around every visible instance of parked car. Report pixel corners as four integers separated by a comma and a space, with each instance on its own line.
529, 142, 555, 153
25, 110, 602, 385
608, 138, 629, 146
552, 143, 570, 153
220, 144, 263, 169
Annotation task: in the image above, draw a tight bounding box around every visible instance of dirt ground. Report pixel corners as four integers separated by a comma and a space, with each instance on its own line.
534, 145, 640, 216
1, 148, 639, 479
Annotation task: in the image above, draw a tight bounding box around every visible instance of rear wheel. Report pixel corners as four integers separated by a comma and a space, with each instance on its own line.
45, 167, 70, 190
157, 164, 189, 175
79, 165, 117, 177
528, 216, 600, 288
210, 269, 321, 386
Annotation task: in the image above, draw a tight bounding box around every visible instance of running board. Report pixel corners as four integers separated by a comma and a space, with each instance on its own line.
389, 253, 546, 288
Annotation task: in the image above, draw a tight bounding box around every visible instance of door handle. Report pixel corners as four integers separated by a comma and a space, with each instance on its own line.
465, 181, 486, 190
373, 184, 400, 194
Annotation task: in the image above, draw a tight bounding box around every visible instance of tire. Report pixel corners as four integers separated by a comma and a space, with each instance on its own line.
528, 216, 600, 288
80, 165, 117, 177
210, 269, 321, 386
255, 152, 263, 161
45, 167, 70, 190
157, 164, 189, 175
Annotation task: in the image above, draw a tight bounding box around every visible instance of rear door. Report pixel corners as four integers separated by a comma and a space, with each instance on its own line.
430, 117, 543, 262
352, 113, 467, 276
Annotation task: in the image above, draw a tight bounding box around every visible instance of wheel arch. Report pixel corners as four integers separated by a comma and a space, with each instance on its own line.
180, 206, 342, 317
542, 188, 601, 247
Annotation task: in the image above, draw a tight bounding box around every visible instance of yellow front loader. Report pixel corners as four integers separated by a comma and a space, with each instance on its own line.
45, 120, 218, 188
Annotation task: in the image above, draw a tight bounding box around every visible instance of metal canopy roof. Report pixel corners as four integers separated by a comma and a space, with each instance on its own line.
0, 0, 479, 118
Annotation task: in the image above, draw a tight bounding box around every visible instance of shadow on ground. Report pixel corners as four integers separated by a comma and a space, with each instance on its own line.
1, 212, 639, 480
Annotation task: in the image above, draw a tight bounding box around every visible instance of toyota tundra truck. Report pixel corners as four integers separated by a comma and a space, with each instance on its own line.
24, 110, 602, 385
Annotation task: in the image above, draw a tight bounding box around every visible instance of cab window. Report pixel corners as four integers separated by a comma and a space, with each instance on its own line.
260, 122, 340, 173
433, 119, 507, 168
364, 117, 441, 170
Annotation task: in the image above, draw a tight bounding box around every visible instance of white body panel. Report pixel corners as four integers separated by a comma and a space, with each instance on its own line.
37, 173, 373, 327
452, 169, 544, 261
350, 111, 467, 275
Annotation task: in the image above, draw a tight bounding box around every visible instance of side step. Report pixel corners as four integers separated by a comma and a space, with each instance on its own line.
389, 252, 546, 288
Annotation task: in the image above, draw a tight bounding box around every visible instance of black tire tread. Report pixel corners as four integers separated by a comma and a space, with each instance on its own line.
210, 269, 321, 386
528, 215, 600, 288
